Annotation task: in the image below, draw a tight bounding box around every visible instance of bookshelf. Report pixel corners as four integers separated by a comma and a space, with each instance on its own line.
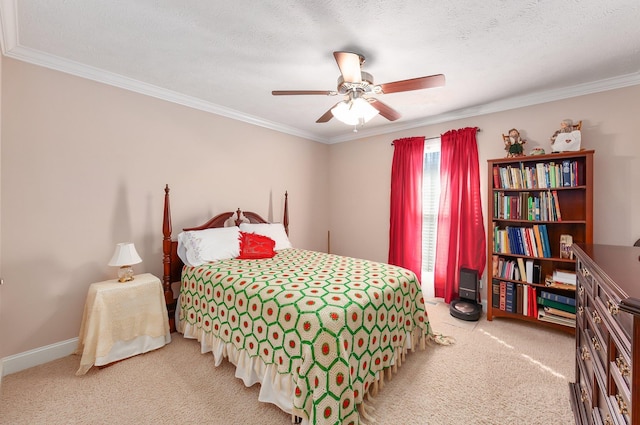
486, 150, 594, 334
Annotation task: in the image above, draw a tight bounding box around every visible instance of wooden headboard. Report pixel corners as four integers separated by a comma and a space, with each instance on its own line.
161, 184, 289, 331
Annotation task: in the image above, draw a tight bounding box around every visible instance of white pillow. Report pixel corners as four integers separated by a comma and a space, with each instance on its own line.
551, 130, 581, 152
239, 223, 292, 251
177, 226, 241, 266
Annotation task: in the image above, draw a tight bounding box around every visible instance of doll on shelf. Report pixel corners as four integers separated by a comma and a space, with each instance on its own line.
503, 128, 526, 157
550, 119, 573, 144
550, 119, 581, 152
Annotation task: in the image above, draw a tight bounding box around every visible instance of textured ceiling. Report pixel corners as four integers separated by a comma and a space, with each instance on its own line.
1, 0, 640, 143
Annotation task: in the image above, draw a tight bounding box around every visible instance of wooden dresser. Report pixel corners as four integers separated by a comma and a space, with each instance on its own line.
570, 244, 640, 425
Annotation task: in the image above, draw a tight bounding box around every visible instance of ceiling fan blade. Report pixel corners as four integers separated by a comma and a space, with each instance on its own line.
272, 90, 336, 96
368, 98, 401, 121
333, 51, 362, 83
378, 74, 445, 94
316, 103, 341, 123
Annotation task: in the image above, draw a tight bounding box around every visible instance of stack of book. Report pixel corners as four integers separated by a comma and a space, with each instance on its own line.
545, 269, 577, 290
537, 290, 576, 327
491, 280, 539, 318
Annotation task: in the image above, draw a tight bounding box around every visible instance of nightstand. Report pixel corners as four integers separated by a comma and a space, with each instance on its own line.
75, 273, 171, 375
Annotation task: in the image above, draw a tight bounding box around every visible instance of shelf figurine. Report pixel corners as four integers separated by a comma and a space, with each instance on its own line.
530, 147, 546, 156
550, 119, 581, 152
503, 128, 526, 157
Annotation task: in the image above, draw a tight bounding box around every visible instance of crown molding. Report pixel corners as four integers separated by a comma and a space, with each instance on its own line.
327, 72, 640, 144
2, 2, 638, 145
4, 44, 327, 143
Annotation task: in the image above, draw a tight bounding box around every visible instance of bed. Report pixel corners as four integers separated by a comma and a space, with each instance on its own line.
161, 185, 439, 425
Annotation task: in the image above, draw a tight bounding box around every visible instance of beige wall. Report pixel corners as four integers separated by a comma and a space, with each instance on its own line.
2, 54, 639, 361
0, 50, 3, 376
0, 58, 329, 358
329, 85, 640, 295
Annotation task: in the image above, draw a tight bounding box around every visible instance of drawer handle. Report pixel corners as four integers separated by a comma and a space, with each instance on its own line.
591, 310, 602, 324
616, 356, 631, 377
581, 346, 591, 361
616, 394, 629, 416
578, 306, 584, 316
591, 336, 601, 351
607, 300, 619, 315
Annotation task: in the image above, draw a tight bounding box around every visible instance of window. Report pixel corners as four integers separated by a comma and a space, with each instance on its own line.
421, 137, 441, 298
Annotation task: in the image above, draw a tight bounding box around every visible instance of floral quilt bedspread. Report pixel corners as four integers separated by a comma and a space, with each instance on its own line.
179, 248, 432, 425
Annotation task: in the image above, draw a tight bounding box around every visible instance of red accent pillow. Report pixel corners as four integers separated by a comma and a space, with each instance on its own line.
237, 231, 276, 259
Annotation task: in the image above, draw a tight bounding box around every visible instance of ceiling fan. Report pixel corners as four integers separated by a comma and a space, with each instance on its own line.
272, 51, 445, 126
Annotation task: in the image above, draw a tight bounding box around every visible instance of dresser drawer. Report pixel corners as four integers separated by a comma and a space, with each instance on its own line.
595, 284, 633, 355
578, 326, 598, 391
593, 382, 619, 425
610, 347, 632, 396
611, 355, 632, 424
584, 292, 608, 371
571, 379, 594, 425
577, 278, 587, 328
578, 261, 595, 297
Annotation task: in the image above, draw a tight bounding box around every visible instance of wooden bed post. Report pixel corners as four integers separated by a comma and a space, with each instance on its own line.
162, 184, 176, 332
283, 191, 289, 235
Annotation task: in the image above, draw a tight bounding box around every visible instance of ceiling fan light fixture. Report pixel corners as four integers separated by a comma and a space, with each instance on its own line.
331, 97, 379, 126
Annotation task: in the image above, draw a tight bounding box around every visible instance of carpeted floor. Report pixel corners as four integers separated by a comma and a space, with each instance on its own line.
0, 301, 575, 425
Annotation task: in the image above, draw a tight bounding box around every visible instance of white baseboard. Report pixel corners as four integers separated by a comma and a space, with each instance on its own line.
1, 337, 78, 376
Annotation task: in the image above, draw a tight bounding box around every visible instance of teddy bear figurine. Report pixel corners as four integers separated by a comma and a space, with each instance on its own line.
504, 128, 526, 157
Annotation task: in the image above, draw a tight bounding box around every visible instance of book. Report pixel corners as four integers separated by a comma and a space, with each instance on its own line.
540, 290, 576, 307
493, 165, 501, 189
517, 257, 527, 282
562, 160, 572, 187
492, 280, 500, 308
532, 264, 542, 284
545, 281, 576, 291
516, 284, 524, 314
526, 227, 538, 257
533, 225, 545, 258
530, 286, 538, 318
543, 306, 576, 320
540, 224, 552, 258
536, 163, 547, 188
551, 190, 562, 221
553, 269, 577, 285
500, 281, 506, 311
559, 234, 573, 259
537, 296, 576, 314
525, 260, 534, 284
506, 282, 516, 313
538, 310, 576, 327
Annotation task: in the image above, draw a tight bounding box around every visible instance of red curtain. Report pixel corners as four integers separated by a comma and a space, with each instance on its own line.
434, 128, 486, 303
388, 136, 425, 281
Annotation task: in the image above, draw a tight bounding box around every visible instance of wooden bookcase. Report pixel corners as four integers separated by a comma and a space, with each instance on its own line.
486, 150, 594, 334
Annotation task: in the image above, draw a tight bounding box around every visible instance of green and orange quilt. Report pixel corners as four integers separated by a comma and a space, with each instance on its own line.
178, 248, 433, 425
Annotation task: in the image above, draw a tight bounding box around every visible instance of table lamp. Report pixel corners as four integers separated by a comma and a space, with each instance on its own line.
108, 242, 142, 282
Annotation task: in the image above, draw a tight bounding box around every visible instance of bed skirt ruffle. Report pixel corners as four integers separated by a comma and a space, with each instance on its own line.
179, 320, 448, 425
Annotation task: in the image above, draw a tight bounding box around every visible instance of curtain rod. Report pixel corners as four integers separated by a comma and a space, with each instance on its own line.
391, 128, 481, 145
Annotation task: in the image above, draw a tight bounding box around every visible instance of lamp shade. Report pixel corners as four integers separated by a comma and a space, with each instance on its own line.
331, 97, 379, 125
108, 242, 143, 267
